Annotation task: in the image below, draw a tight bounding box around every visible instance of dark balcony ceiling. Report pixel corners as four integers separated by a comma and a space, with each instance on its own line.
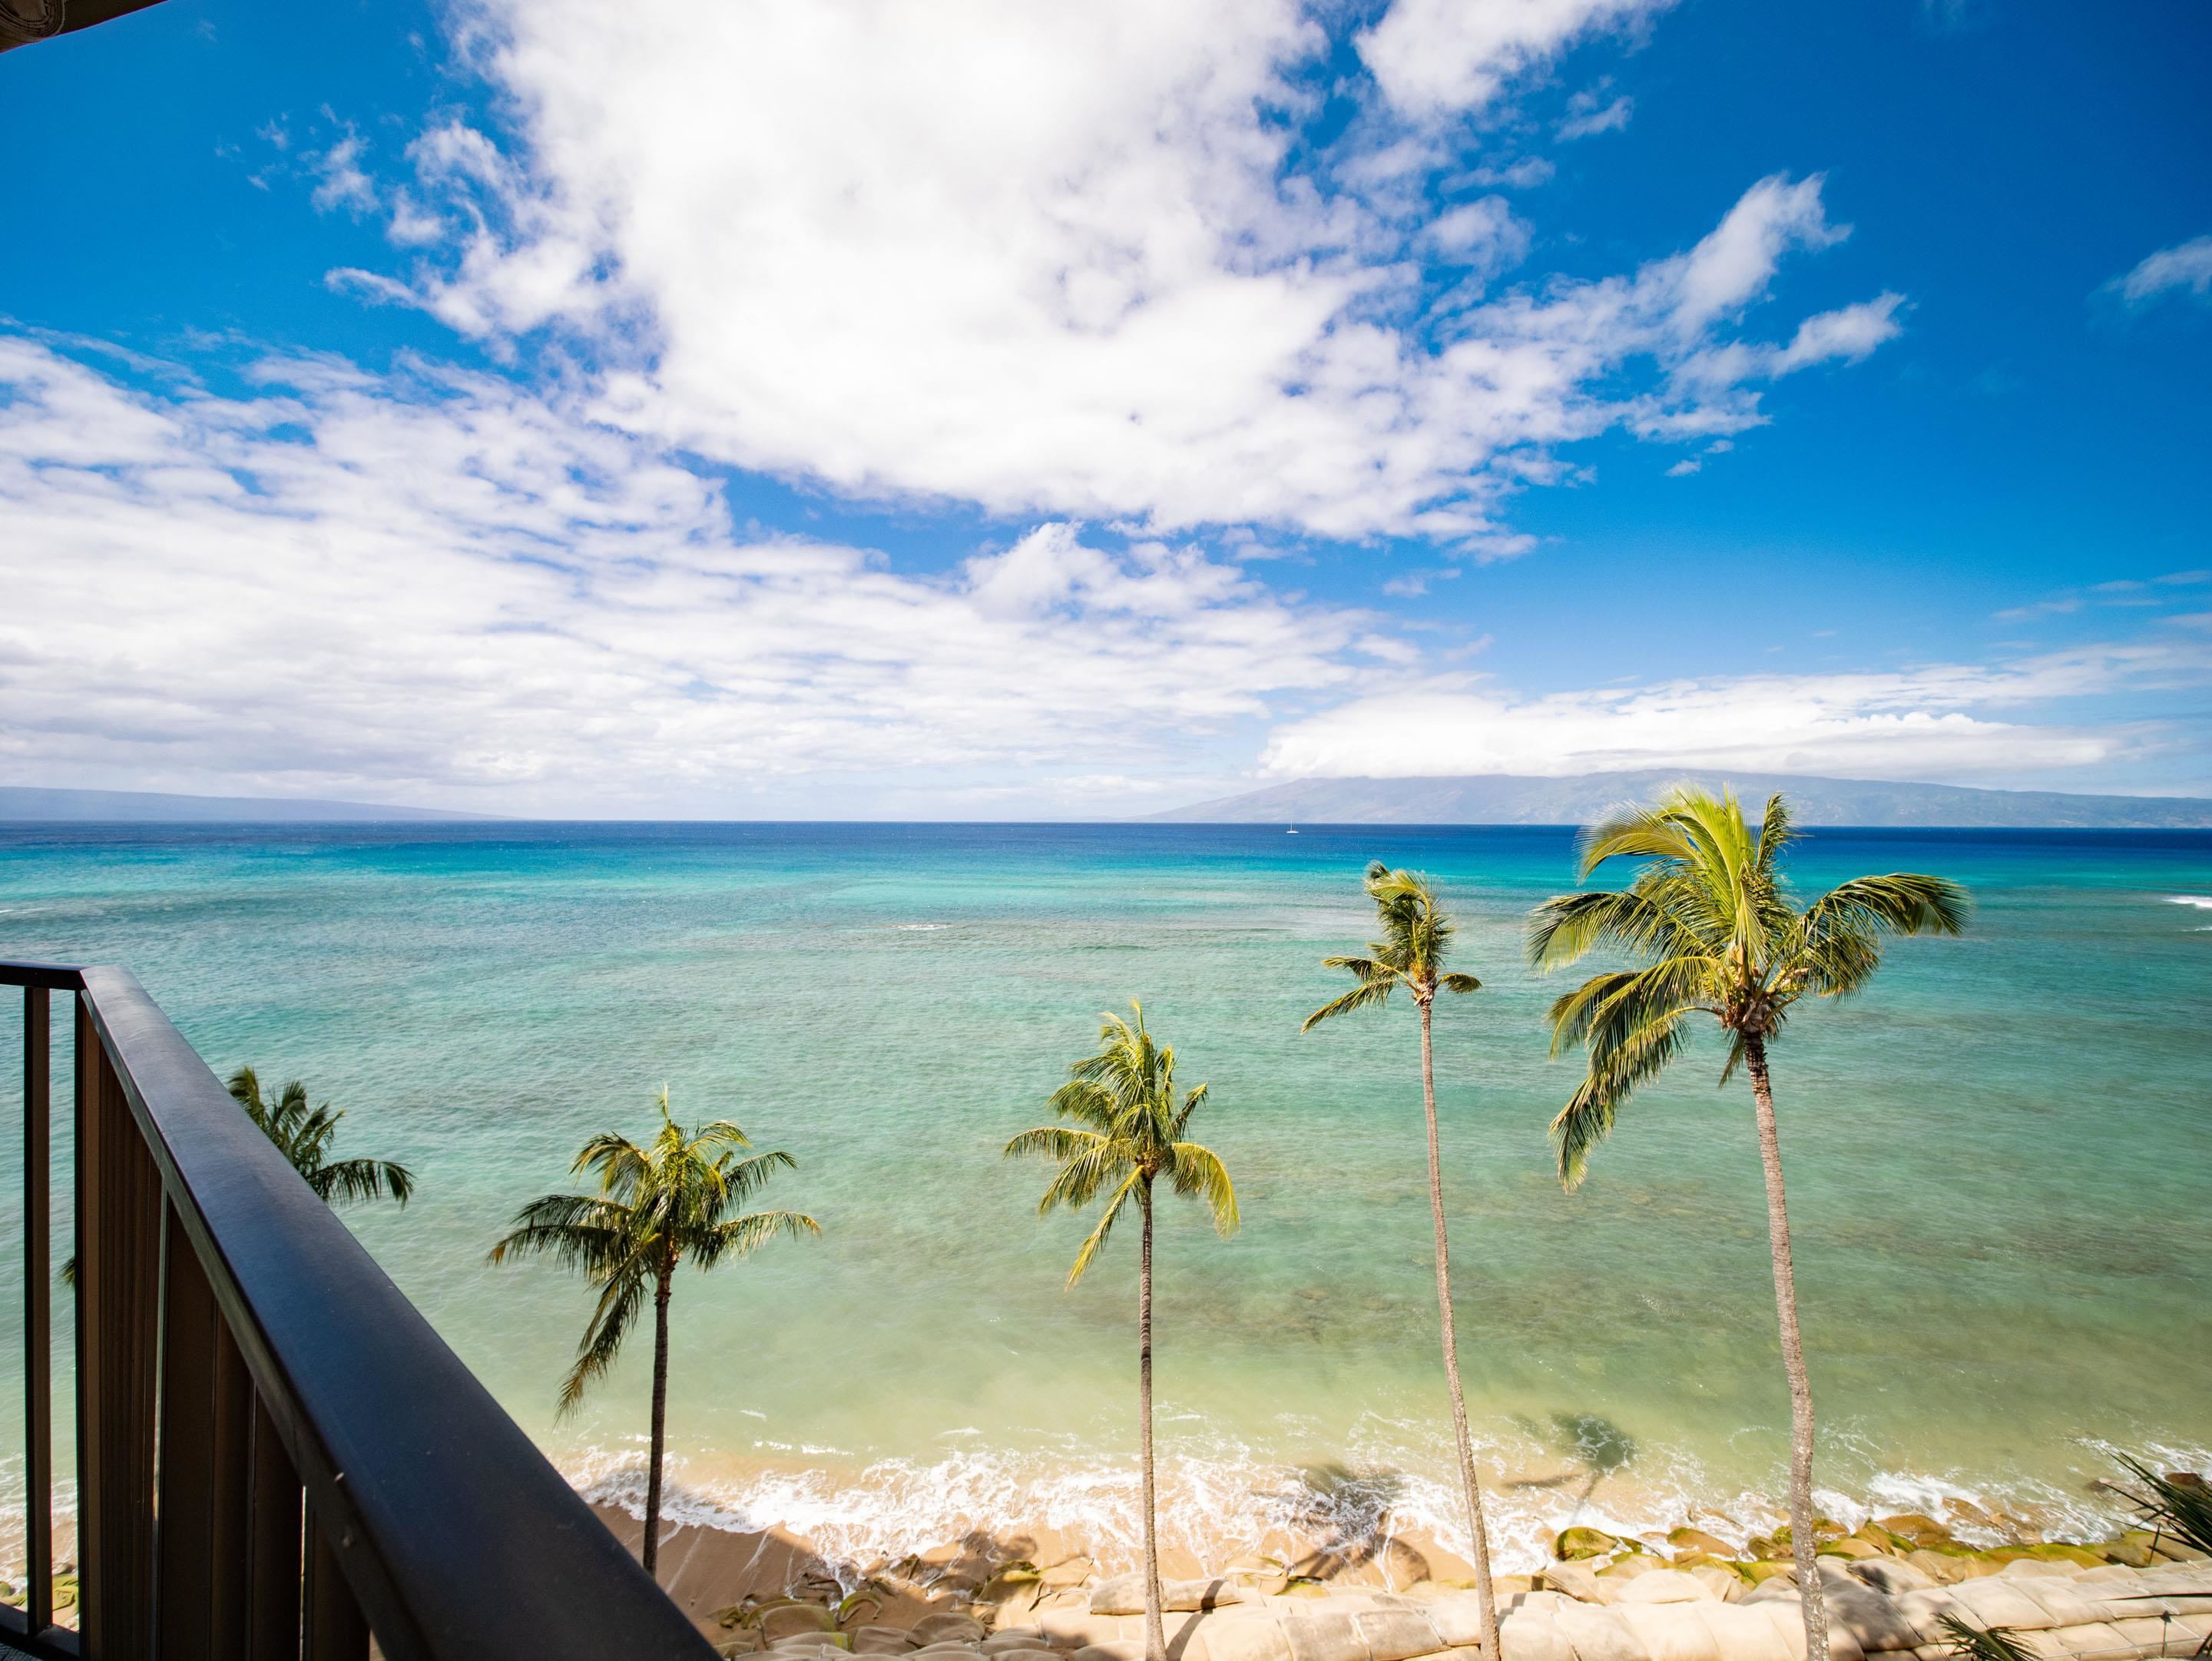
1, 0, 166, 53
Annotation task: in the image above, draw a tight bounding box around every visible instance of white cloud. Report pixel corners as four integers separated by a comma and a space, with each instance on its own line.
1359, 0, 1672, 118
1558, 91, 1634, 141
308, 131, 379, 215
2108, 234, 2212, 307
328, 2, 1894, 543
1257, 647, 2204, 783
0, 338, 1382, 814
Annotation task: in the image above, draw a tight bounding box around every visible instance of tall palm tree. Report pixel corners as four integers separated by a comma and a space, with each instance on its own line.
488, 1086, 819, 1579
1302, 862, 1498, 1659
1526, 787, 1968, 1661
1005, 1003, 1237, 1661
227, 1066, 416, 1206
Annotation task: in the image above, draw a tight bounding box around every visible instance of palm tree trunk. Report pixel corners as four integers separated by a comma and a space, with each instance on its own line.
644, 1268, 674, 1580
1744, 1034, 1829, 1661
1419, 996, 1498, 1659
1138, 1177, 1167, 1661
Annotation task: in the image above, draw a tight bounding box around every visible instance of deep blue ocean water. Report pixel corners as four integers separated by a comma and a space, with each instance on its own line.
2, 822, 2207, 1571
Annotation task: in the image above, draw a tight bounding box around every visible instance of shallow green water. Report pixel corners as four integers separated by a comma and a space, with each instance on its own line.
2, 823, 2207, 1571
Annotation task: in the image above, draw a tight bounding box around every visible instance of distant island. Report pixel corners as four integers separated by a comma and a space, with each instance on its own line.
1152, 771, 2212, 827
0, 785, 497, 824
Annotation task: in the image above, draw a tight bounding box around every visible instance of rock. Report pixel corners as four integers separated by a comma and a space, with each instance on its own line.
1088, 1576, 1246, 1616
773, 1639, 853, 1653
1689, 1569, 1744, 1604
1615, 1602, 1722, 1661
1429, 1595, 1492, 1646
2098, 1538, 2157, 1570
982, 1637, 1052, 1655
1876, 1519, 1954, 1550
1561, 1530, 1624, 1562
1994, 1560, 2071, 1580
1282, 1611, 1369, 1661
1740, 1566, 1795, 1589
1692, 1604, 1792, 1661
1618, 1574, 1714, 1607
1847, 1560, 1936, 1596
1498, 1606, 1576, 1661
1541, 1563, 1611, 1605
1943, 1580, 2055, 1630
1357, 1610, 1448, 1661
1669, 1532, 1737, 1561
849, 1630, 912, 1656
1043, 1561, 1100, 1589
1074, 1645, 1145, 1661
1552, 1600, 1653, 1661
1601, 1559, 1664, 1582
766, 1606, 845, 1642
1205, 1617, 1294, 1661
911, 1646, 985, 1661
912, 1616, 991, 1648
1816, 1542, 1882, 1562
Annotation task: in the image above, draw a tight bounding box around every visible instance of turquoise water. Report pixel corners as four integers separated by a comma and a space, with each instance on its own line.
2, 823, 2208, 1573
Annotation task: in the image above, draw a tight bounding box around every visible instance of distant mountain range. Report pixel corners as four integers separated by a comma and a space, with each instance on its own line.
0, 786, 495, 824
1151, 771, 2212, 827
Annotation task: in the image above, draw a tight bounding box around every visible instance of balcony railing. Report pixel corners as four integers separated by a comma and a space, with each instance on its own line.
4, 962, 717, 1660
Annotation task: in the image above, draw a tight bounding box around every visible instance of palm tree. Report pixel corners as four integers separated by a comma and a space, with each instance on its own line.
65, 1066, 414, 1288
1527, 787, 1968, 1661
488, 1086, 818, 1579
227, 1066, 416, 1206
1005, 1002, 1237, 1661
1301, 862, 1499, 1659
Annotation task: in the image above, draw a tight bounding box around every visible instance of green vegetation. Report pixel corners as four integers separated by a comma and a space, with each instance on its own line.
490, 1087, 818, 1580
227, 1066, 416, 1206
1303, 860, 1501, 1661
1526, 786, 1969, 1661
1005, 1002, 1238, 1661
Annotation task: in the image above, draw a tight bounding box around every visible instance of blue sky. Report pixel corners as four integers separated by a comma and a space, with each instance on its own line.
2, 0, 2207, 815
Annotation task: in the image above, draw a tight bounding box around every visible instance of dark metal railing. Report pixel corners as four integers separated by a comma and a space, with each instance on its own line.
4, 962, 717, 1661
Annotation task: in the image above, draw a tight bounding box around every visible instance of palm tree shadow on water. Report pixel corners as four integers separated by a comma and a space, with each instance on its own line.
1273, 1464, 1429, 1587
1263, 1416, 1634, 1592
1505, 1413, 1639, 1513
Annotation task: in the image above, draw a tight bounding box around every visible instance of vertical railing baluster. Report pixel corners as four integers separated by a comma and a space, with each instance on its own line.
210, 1315, 255, 1656
157, 1199, 222, 1661
247, 1394, 304, 1661
76, 1003, 164, 1658
304, 1510, 371, 1661
22, 984, 52, 1637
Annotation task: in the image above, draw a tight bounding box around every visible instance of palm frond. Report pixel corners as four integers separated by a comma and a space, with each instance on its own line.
1938, 1617, 2038, 1661
690, 1208, 820, 1268
1065, 1172, 1139, 1286
306, 1156, 416, 1208
1301, 977, 1393, 1030
559, 1267, 647, 1415
1439, 972, 1481, 994
1168, 1142, 1239, 1235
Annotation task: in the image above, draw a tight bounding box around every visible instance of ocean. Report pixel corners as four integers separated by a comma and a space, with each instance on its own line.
2, 822, 2208, 1574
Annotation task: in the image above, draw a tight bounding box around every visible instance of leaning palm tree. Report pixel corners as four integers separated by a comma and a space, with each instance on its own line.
489, 1086, 819, 1579
1301, 863, 1499, 1659
227, 1066, 416, 1206
1005, 1003, 1237, 1661
1527, 787, 1968, 1661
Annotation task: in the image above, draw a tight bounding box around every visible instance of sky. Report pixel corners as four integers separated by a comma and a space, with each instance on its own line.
2, 0, 2208, 817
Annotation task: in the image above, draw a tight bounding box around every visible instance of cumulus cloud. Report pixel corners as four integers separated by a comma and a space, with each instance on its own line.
1257, 648, 2201, 783
327, 0, 1896, 543
0, 338, 1380, 814
1359, 0, 1673, 118
2107, 234, 2212, 307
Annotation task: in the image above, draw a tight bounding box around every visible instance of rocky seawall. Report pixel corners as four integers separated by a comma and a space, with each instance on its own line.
689, 1508, 2212, 1661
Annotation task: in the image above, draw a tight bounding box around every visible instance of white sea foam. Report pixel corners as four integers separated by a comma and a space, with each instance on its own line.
558, 1433, 2176, 1592
2168, 896, 2212, 909
893, 923, 952, 931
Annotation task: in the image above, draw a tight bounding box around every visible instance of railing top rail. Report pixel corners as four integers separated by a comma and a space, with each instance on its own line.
1, 961, 85, 990
5, 960, 714, 1660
